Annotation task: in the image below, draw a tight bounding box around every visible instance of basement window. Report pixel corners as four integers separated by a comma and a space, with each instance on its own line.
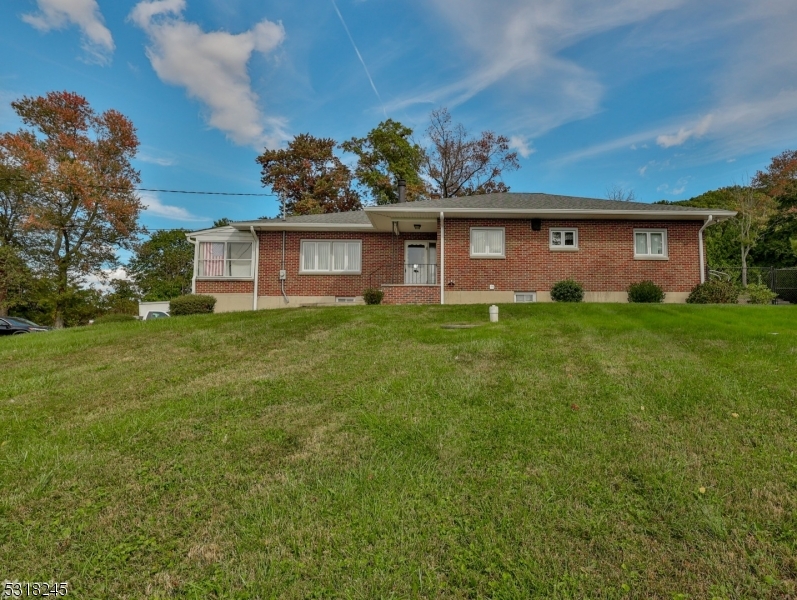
514, 292, 537, 303
335, 297, 356, 303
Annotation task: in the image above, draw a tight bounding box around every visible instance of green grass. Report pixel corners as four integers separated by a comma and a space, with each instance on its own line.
1, 304, 796, 599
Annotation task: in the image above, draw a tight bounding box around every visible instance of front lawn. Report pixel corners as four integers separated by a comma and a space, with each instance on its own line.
1, 304, 796, 598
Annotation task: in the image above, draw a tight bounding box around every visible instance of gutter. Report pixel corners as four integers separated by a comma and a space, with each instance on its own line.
281, 230, 289, 304
249, 226, 259, 311
440, 211, 445, 305
186, 234, 198, 294
698, 215, 714, 284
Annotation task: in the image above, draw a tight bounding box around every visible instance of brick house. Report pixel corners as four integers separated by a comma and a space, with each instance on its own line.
186, 192, 735, 312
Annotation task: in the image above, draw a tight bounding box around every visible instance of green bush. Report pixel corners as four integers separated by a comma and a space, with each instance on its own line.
169, 294, 217, 316
627, 280, 665, 303
686, 280, 740, 304
745, 283, 778, 305
93, 313, 137, 325
363, 288, 384, 305
550, 279, 584, 303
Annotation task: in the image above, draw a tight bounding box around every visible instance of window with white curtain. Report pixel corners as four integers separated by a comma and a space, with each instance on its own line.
549, 228, 579, 250
199, 241, 253, 277
633, 229, 668, 258
470, 228, 505, 258
301, 240, 362, 273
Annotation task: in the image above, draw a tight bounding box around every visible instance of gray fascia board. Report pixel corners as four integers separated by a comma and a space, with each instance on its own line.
232, 221, 376, 231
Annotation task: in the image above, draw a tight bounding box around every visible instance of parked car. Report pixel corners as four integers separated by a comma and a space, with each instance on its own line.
0, 317, 51, 335
144, 311, 170, 320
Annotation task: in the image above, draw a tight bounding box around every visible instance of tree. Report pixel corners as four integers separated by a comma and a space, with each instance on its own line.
422, 108, 520, 198
753, 149, 797, 208
341, 119, 426, 204
605, 185, 636, 202
127, 229, 194, 301
213, 218, 231, 228
0, 245, 32, 317
0, 91, 142, 327
731, 185, 777, 285
102, 278, 139, 315
256, 134, 361, 216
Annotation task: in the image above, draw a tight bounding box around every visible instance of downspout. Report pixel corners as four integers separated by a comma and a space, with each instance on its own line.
187, 235, 198, 294
249, 226, 259, 311
698, 215, 714, 284
440, 211, 445, 305
281, 230, 289, 304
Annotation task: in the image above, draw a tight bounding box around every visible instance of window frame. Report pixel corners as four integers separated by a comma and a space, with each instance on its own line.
197, 240, 254, 279
633, 229, 669, 260
549, 227, 579, 251
469, 227, 506, 259
514, 292, 537, 303
299, 239, 363, 275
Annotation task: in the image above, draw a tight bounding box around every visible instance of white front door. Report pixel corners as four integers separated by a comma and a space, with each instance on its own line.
405, 242, 437, 284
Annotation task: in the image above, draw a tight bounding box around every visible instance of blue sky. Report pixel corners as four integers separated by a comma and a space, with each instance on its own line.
2, 0, 797, 233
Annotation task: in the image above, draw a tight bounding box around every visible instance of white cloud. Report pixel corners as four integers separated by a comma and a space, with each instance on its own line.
139, 152, 176, 166
509, 136, 535, 159
656, 115, 713, 148
22, 0, 114, 65
84, 267, 129, 291
140, 191, 205, 221
638, 165, 648, 176
387, 0, 683, 135
129, 0, 288, 148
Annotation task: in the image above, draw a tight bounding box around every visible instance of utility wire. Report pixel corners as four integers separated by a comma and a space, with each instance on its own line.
0, 176, 276, 197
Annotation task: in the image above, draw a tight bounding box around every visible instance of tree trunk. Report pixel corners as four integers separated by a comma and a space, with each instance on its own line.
53, 261, 68, 329
741, 246, 748, 287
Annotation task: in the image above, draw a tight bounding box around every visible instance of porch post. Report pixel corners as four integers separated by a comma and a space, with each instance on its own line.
440, 211, 445, 305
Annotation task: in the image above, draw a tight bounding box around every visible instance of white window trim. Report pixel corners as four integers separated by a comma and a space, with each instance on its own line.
633, 229, 669, 260
549, 228, 579, 251
197, 240, 254, 280
470, 227, 506, 259
514, 292, 537, 303
299, 239, 363, 274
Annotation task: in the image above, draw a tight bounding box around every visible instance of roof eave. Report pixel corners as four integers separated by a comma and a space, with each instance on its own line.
364, 206, 737, 219
231, 221, 375, 231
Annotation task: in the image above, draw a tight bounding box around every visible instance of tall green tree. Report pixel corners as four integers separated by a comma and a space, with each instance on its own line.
0, 91, 142, 328
341, 119, 426, 204
423, 108, 520, 198
256, 134, 361, 216
127, 229, 194, 301
0, 245, 32, 317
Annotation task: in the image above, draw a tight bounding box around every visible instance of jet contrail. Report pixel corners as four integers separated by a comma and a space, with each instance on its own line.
331, 0, 387, 117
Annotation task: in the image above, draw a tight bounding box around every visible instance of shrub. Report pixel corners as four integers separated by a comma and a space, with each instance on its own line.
363, 288, 384, 305
169, 294, 217, 316
550, 279, 584, 303
627, 280, 665, 303
745, 283, 778, 305
93, 313, 137, 325
686, 280, 740, 304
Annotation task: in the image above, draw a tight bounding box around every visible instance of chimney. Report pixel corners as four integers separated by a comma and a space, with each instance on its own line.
398, 178, 407, 203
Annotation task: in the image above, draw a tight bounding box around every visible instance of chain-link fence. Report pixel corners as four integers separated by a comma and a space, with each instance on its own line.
708, 266, 797, 303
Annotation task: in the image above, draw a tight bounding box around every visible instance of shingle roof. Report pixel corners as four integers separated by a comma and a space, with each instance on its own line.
238, 210, 371, 225
369, 193, 718, 213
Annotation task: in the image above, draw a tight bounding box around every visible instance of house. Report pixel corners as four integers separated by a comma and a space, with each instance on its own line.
186, 191, 736, 312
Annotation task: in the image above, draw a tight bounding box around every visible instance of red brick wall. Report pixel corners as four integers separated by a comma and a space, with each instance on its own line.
441, 218, 703, 293
199, 218, 703, 302
382, 286, 440, 305
257, 230, 435, 298
196, 280, 254, 294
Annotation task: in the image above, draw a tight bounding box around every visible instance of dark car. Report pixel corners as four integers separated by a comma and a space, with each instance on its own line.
0, 317, 51, 335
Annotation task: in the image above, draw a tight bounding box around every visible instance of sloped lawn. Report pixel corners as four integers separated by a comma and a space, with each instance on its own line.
1, 304, 796, 599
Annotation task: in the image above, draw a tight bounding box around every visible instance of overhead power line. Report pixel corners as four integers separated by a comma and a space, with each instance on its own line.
0, 176, 276, 197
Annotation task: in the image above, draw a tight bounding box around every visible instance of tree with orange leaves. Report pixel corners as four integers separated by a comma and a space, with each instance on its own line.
0, 91, 142, 327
